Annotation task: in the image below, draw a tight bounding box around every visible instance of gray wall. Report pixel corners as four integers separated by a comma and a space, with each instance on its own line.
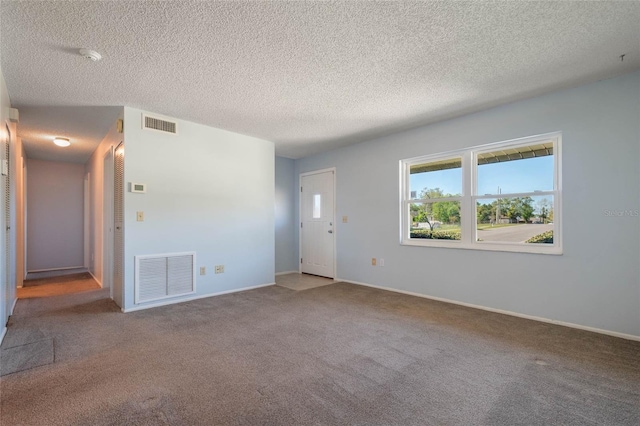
275, 156, 297, 273
26, 159, 85, 271
295, 71, 640, 338
122, 107, 275, 311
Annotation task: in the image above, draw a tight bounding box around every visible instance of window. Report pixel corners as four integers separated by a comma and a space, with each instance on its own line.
313, 194, 322, 219
401, 132, 561, 254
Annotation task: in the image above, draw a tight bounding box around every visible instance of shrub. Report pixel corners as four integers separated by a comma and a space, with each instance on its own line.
410, 229, 461, 240
526, 230, 553, 243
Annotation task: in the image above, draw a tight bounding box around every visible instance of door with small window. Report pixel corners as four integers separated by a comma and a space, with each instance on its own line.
300, 170, 335, 278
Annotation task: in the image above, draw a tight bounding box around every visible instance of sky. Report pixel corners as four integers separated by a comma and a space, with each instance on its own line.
410, 156, 554, 197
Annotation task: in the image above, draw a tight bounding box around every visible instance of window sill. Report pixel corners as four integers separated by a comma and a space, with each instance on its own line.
400, 239, 563, 255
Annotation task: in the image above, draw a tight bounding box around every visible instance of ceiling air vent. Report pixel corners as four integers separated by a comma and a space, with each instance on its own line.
142, 114, 177, 135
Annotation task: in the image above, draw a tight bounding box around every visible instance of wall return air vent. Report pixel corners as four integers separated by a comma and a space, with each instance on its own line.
135, 252, 196, 304
142, 114, 178, 134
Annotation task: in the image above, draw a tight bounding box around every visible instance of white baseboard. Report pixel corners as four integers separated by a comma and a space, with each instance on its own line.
341, 279, 640, 342
122, 282, 276, 313
10, 297, 17, 316
275, 271, 298, 276
1, 298, 20, 346
27, 266, 85, 273
89, 271, 102, 288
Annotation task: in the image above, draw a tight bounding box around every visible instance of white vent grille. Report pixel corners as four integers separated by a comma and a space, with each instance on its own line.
135, 252, 195, 304
142, 114, 177, 134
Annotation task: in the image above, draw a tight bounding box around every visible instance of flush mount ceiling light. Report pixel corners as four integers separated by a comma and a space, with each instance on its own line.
78, 48, 102, 62
53, 137, 70, 147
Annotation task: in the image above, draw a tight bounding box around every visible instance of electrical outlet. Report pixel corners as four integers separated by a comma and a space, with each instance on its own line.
371, 258, 376, 266
136, 211, 144, 222
379, 258, 385, 267
215, 265, 224, 274
342, 216, 348, 223
200, 267, 206, 275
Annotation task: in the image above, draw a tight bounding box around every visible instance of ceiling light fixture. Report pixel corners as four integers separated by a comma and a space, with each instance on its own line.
54, 137, 70, 147
79, 48, 102, 62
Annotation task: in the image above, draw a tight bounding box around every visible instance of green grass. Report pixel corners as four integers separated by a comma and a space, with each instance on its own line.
438, 224, 461, 231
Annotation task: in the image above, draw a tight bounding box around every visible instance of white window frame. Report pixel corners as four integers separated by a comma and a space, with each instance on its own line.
400, 132, 562, 254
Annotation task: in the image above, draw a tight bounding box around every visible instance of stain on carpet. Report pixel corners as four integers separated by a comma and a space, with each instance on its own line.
1, 338, 55, 376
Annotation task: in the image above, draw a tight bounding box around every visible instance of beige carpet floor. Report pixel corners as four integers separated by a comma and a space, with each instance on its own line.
1, 280, 639, 425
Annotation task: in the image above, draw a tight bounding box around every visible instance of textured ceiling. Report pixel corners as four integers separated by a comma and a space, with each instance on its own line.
1, 1, 639, 162
15, 106, 121, 163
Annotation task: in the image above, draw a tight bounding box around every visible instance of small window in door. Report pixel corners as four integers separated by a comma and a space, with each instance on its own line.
313, 194, 322, 218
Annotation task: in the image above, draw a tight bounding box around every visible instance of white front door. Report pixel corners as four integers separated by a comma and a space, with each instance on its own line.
300, 170, 335, 278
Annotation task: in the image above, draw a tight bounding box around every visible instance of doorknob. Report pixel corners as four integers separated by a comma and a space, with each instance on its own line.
328, 230, 333, 233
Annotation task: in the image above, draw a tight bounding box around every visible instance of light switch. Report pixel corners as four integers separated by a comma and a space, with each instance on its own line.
342, 216, 348, 223
136, 211, 144, 222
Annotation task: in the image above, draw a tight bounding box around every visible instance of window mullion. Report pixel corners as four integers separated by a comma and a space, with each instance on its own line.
462, 151, 473, 245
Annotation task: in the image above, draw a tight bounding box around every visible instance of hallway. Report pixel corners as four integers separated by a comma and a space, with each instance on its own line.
18, 272, 101, 299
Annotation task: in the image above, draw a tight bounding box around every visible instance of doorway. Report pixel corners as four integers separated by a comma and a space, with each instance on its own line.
299, 168, 335, 278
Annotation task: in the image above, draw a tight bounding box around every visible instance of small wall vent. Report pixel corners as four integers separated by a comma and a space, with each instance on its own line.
135, 252, 195, 304
142, 114, 178, 134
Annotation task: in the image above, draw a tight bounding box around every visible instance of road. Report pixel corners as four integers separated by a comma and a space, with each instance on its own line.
477, 224, 553, 243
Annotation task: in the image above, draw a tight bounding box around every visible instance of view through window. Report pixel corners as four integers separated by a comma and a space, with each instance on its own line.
401, 133, 561, 254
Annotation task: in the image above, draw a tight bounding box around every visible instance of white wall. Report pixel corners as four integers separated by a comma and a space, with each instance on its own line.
14, 138, 26, 289
85, 114, 123, 286
122, 107, 275, 311
275, 156, 297, 273
295, 71, 640, 338
26, 159, 85, 271
0, 59, 16, 341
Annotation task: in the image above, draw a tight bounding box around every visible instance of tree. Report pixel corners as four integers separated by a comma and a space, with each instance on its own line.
438, 202, 460, 224
477, 202, 493, 223
536, 198, 552, 223
500, 197, 534, 223
503, 198, 519, 223
413, 188, 442, 231
414, 188, 461, 229
520, 197, 535, 223
420, 188, 445, 199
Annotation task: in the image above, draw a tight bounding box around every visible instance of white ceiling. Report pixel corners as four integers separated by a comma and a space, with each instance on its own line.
1, 1, 639, 162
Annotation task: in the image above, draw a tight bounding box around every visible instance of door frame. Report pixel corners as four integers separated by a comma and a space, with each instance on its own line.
102, 146, 114, 296
2, 123, 11, 321
111, 142, 124, 308
83, 172, 90, 269
298, 167, 336, 279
